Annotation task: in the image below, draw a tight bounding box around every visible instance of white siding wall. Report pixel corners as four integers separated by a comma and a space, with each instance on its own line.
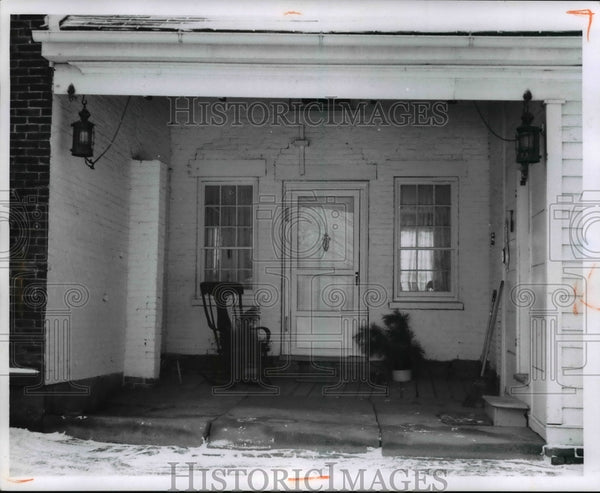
166, 100, 492, 361
46, 95, 170, 383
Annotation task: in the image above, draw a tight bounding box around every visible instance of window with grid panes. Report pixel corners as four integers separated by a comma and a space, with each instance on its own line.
202, 184, 253, 287
394, 179, 457, 298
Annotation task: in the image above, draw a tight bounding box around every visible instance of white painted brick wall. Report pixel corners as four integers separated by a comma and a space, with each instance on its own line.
46, 95, 169, 383
167, 101, 492, 361
124, 160, 168, 379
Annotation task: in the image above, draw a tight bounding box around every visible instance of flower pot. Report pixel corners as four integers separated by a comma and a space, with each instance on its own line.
392, 369, 412, 382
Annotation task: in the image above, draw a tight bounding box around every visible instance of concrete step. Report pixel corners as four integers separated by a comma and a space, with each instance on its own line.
482, 394, 529, 427
43, 414, 212, 447
207, 396, 380, 453
381, 423, 544, 459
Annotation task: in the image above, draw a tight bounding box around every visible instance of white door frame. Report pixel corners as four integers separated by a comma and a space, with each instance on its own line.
281, 181, 369, 357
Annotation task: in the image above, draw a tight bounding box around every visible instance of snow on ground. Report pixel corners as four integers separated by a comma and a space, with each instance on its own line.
6, 427, 585, 491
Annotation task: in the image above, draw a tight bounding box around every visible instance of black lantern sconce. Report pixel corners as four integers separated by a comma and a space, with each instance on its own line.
71, 96, 95, 160
516, 90, 542, 186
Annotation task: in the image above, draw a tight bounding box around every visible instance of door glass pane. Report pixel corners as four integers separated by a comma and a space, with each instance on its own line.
296, 195, 354, 268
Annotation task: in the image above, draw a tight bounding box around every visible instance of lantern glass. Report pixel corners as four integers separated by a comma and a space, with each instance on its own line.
516, 125, 540, 164
71, 119, 95, 157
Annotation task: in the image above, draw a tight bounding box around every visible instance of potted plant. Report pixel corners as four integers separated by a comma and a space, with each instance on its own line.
354, 310, 425, 382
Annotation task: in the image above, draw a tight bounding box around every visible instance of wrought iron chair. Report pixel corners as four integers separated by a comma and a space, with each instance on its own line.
200, 281, 271, 384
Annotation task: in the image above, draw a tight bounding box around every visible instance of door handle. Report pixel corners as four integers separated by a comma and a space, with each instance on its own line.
355, 271, 360, 285
322, 232, 330, 252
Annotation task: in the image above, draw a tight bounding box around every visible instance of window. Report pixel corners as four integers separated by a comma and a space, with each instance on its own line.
200, 183, 254, 288
394, 178, 458, 300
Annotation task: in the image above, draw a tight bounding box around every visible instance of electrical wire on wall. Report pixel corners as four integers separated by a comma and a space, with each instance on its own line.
84, 96, 132, 169
472, 101, 516, 143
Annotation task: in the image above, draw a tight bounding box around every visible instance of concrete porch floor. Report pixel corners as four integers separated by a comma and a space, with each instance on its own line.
42, 361, 545, 460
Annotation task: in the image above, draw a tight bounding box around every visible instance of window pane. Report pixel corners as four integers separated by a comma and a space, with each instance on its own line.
418, 271, 432, 291
435, 206, 450, 226
417, 206, 434, 226
400, 250, 418, 270
205, 206, 220, 226
433, 270, 450, 291
435, 185, 451, 205
417, 228, 434, 247
204, 227, 218, 247
205, 186, 220, 205
221, 186, 237, 205
221, 207, 236, 226
400, 185, 417, 205
221, 270, 235, 282
204, 268, 218, 281
400, 206, 417, 226
221, 228, 236, 246
238, 206, 252, 226
434, 250, 451, 271
204, 249, 217, 269
239, 227, 252, 247
221, 249, 236, 269
400, 229, 417, 247
400, 270, 418, 291
418, 250, 434, 270
238, 186, 253, 205
418, 185, 434, 204
434, 228, 451, 248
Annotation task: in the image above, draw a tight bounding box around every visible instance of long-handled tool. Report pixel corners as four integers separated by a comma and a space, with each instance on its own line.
463, 280, 504, 407
480, 280, 504, 377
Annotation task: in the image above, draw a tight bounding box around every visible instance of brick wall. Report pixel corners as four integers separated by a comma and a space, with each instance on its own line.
167, 100, 493, 361
9, 15, 52, 376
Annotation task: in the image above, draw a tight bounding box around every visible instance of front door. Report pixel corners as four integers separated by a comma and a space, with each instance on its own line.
284, 182, 367, 358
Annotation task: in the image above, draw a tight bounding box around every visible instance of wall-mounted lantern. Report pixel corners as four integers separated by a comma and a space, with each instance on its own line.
71, 96, 95, 159
516, 90, 542, 186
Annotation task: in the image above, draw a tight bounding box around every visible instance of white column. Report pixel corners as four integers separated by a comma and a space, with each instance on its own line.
544, 100, 565, 426
124, 160, 168, 380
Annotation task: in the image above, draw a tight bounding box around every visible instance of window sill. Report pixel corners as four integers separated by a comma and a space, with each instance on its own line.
388, 300, 464, 310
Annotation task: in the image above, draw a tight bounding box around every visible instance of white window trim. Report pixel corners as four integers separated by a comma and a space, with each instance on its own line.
392, 176, 461, 307
192, 178, 258, 305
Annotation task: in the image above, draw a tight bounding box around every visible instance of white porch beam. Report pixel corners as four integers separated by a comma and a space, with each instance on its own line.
51, 62, 580, 100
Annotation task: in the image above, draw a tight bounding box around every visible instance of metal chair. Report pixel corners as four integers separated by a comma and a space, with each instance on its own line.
199, 281, 271, 384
